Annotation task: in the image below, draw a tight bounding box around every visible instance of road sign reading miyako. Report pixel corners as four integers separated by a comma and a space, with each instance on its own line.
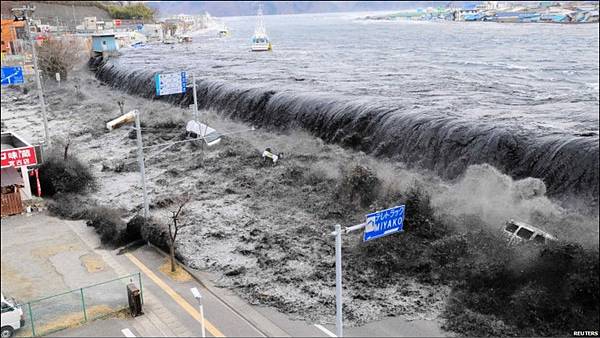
363, 205, 405, 241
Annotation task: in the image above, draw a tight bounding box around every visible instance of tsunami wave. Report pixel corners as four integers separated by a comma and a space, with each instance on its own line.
93, 59, 599, 211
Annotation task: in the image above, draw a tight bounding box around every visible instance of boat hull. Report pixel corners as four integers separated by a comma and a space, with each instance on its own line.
251, 43, 271, 51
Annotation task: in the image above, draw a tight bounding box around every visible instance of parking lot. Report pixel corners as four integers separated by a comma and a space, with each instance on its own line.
1, 212, 129, 336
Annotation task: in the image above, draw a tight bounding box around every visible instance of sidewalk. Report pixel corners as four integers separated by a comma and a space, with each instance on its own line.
66, 220, 286, 337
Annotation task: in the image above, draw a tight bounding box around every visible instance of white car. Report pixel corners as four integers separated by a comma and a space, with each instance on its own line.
502, 219, 557, 246
1, 294, 24, 338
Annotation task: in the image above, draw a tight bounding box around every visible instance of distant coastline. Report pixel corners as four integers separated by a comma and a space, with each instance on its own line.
361, 2, 599, 24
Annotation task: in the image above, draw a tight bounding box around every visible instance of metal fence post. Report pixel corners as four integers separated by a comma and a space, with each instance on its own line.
138, 272, 144, 305
28, 302, 36, 337
80, 288, 88, 322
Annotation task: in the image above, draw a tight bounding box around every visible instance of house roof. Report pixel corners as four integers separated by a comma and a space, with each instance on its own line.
1, 166, 24, 188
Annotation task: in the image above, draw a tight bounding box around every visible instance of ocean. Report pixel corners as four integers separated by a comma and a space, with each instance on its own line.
96, 11, 600, 206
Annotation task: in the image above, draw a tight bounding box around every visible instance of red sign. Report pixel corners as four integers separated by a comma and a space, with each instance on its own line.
1, 146, 38, 168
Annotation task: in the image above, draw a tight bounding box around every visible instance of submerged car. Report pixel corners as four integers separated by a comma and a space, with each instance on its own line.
502, 219, 557, 246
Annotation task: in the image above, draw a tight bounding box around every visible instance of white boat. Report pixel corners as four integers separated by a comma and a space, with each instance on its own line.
251, 7, 271, 51
217, 23, 229, 37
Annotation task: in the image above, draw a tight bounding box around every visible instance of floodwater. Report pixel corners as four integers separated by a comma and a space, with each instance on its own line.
99, 12, 600, 207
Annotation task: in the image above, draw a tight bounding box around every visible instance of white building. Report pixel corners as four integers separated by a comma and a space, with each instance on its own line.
141, 24, 164, 41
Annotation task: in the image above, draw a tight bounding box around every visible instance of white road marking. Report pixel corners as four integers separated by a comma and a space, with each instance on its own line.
314, 324, 337, 337
121, 328, 136, 337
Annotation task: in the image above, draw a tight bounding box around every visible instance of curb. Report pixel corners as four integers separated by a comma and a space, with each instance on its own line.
147, 243, 291, 337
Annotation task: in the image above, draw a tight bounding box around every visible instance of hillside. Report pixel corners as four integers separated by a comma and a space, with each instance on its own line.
0, 1, 111, 25
147, 1, 479, 17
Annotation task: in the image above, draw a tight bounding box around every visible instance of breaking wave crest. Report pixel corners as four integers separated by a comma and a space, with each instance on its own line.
94, 60, 599, 211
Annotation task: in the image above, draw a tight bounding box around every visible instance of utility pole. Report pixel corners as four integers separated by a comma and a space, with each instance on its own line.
72, 2, 77, 29
14, 6, 51, 147
134, 110, 150, 218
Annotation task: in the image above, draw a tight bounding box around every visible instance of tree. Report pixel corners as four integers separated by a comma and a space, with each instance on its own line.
107, 3, 156, 21
168, 195, 191, 272
36, 36, 84, 81
63, 137, 71, 161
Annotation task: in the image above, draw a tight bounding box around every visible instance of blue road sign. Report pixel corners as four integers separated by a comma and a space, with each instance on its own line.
155, 71, 187, 96
363, 205, 405, 241
1, 66, 24, 86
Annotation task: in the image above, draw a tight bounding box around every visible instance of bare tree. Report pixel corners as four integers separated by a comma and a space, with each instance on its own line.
63, 137, 71, 161
37, 36, 85, 81
117, 98, 125, 115
168, 195, 191, 272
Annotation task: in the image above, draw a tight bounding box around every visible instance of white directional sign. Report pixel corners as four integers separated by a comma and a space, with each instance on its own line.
155, 71, 187, 96
363, 205, 405, 241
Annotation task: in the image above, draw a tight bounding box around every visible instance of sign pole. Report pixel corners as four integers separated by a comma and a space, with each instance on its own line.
329, 205, 404, 338
26, 13, 51, 147
334, 224, 343, 337
192, 73, 198, 122
134, 110, 150, 218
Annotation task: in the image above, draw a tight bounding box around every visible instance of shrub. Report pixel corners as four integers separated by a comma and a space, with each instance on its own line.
133, 216, 170, 251
46, 193, 96, 219
38, 150, 95, 196
85, 207, 126, 246
402, 186, 446, 239
124, 215, 145, 243
302, 167, 330, 186
337, 165, 381, 208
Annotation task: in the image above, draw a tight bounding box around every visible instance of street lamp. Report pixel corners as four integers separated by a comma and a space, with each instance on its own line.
121, 328, 136, 337
190, 287, 206, 338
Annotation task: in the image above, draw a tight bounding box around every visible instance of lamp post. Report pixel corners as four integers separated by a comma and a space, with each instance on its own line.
190, 287, 206, 338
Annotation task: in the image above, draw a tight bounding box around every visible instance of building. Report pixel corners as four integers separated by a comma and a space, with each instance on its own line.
114, 31, 147, 48
91, 33, 119, 57
84, 16, 98, 31
140, 24, 164, 42
1, 132, 42, 207
1, 19, 26, 54
1, 166, 25, 217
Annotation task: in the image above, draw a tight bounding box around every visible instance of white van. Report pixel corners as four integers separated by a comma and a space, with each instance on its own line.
502, 219, 557, 246
1, 293, 24, 338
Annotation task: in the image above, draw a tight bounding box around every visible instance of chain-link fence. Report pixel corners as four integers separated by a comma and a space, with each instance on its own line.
17, 272, 142, 337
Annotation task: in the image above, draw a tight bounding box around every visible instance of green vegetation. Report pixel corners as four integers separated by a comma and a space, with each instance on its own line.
106, 3, 156, 21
